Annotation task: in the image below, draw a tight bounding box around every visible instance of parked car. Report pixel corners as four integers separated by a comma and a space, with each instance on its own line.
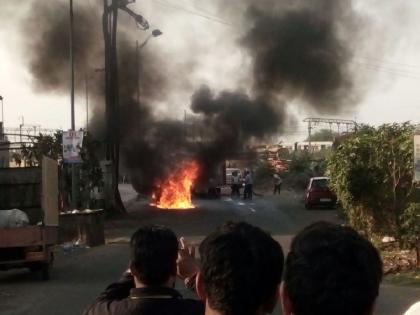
305, 177, 337, 209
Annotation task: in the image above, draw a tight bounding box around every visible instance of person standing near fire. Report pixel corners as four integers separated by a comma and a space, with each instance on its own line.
244, 170, 253, 200
231, 171, 241, 198
273, 173, 282, 195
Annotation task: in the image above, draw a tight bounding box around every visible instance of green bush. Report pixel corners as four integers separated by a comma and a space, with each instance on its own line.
328, 123, 416, 241
400, 203, 420, 266
254, 161, 275, 182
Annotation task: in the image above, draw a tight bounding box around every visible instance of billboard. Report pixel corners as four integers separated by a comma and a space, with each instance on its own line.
414, 135, 420, 182
63, 130, 84, 163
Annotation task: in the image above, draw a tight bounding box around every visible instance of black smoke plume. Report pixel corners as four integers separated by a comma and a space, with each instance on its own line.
190, 85, 286, 184
23, 1, 101, 93
21, 0, 368, 192
186, 0, 364, 182
239, 0, 362, 111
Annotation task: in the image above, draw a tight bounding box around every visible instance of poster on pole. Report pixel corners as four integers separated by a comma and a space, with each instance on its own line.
414, 135, 420, 182
63, 130, 84, 163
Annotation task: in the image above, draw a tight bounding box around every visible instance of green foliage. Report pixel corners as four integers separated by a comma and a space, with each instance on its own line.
289, 151, 311, 173
307, 129, 337, 141
79, 133, 103, 192
400, 203, 420, 265
22, 131, 63, 165
284, 151, 313, 190
11, 152, 22, 166
254, 161, 275, 182
328, 123, 415, 237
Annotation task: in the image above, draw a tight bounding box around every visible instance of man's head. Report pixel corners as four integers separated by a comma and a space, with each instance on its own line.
130, 225, 178, 287
197, 222, 284, 315
281, 222, 383, 315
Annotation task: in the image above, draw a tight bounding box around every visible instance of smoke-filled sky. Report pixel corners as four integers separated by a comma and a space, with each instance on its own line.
1, 0, 420, 141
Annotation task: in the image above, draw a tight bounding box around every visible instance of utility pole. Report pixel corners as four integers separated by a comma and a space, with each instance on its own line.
85, 73, 89, 132
110, 0, 124, 212
70, 0, 75, 131
308, 120, 312, 152
69, 0, 78, 209
136, 40, 140, 105
102, 0, 124, 213
0, 96, 4, 127
102, 0, 157, 213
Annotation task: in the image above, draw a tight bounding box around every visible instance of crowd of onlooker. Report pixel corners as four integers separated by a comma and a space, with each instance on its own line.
83, 221, 419, 315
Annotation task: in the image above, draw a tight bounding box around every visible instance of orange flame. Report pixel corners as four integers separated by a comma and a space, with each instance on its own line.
154, 160, 199, 210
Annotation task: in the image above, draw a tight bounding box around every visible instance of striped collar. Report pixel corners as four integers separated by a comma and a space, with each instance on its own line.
130, 287, 182, 300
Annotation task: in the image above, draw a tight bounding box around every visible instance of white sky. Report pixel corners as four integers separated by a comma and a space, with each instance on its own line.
1, 0, 420, 141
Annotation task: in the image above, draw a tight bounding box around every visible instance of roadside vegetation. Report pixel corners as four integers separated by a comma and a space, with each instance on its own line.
327, 123, 420, 276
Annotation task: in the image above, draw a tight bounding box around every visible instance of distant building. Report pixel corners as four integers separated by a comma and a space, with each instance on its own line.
294, 141, 333, 152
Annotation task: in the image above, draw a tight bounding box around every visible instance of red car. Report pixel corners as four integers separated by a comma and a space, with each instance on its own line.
305, 177, 337, 209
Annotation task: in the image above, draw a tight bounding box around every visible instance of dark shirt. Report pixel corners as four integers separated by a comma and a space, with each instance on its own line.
83, 273, 204, 315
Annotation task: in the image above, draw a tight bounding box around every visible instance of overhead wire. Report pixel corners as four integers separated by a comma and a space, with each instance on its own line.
353, 59, 420, 77
149, 0, 235, 26
354, 62, 420, 80
355, 55, 420, 70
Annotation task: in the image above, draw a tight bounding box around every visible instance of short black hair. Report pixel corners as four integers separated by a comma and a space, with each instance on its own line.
130, 225, 178, 286
284, 222, 383, 315
199, 222, 284, 315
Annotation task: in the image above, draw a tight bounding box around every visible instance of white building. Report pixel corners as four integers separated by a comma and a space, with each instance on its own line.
294, 141, 333, 152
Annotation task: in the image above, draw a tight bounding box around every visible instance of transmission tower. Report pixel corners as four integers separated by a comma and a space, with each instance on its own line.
303, 117, 357, 150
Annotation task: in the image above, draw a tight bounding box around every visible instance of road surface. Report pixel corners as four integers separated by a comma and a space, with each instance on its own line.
0, 185, 418, 315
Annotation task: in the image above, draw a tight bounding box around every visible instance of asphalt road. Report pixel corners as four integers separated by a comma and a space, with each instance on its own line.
0, 185, 419, 315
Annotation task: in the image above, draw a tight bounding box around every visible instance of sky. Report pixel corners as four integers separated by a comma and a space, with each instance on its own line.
0, 0, 420, 142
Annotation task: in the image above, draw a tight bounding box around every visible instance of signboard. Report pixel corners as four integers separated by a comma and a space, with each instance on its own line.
63, 130, 84, 163
414, 135, 420, 182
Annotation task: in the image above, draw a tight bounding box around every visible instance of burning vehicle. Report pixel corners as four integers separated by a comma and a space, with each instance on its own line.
150, 160, 199, 209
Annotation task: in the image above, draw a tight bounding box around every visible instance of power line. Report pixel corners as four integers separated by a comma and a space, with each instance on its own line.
355, 56, 420, 70
353, 60, 420, 77
150, 0, 234, 26
355, 62, 420, 80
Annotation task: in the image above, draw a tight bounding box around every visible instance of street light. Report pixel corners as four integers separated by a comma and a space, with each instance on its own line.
136, 29, 163, 104
0, 95, 3, 125
0, 95, 3, 141
138, 29, 162, 50
118, 5, 149, 30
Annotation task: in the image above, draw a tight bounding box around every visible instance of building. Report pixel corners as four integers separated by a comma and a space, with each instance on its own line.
294, 141, 333, 152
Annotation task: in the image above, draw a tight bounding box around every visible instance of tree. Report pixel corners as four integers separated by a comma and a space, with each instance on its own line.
400, 203, 420, 267
21, 131, 63, 166
289, 151, 311, 173
307, 129, 337, 141
11, 152, 22, 167
328, 123, 415, 239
